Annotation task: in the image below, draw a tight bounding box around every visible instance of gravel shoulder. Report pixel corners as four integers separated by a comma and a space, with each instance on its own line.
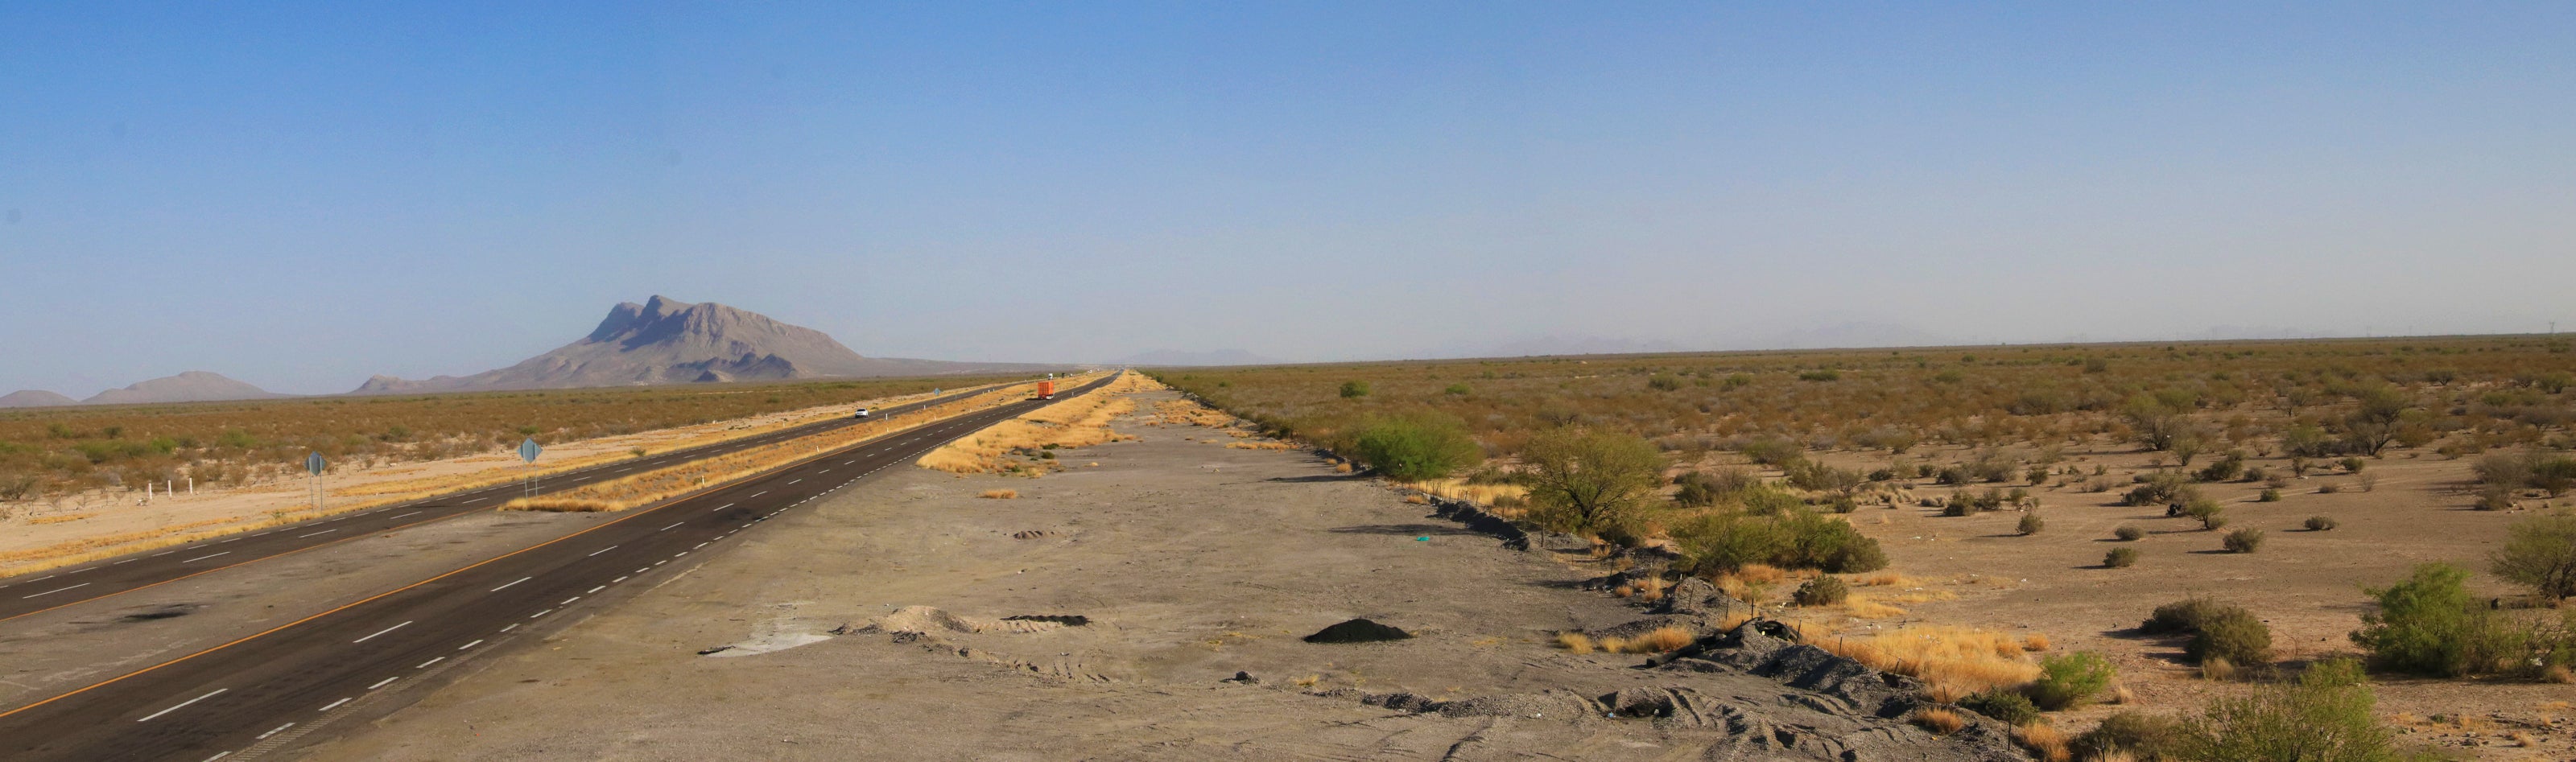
305, 390, 2023, 761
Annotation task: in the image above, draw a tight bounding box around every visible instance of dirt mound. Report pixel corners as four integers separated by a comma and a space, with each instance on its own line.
1300, 618, 1413, 643
1001, 614, 1088, 626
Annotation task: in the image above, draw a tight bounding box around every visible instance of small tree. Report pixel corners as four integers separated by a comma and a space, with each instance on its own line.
1519, 428, 1664, 539
2351, 562, 2517, 677
2491, 511, 2576, 601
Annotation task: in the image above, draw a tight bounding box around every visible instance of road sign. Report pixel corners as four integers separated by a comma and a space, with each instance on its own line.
305, 451, 326, 476
518, 438, 543, 463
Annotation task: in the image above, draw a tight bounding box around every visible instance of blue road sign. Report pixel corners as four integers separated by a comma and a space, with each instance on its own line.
305, 451, 325, 476
518, 438, 543, 463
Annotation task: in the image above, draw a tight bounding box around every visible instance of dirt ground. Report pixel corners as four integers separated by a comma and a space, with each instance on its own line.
306, 390, 2022, 761
1784, 444, 2576, 760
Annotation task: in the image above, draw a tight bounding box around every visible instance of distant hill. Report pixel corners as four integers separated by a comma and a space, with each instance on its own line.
0, 389, 80, 408
354, 295, 1060, 393
82, 371, 287, 405
1755, 322, 1955, 350
1115, 348, 1282, 367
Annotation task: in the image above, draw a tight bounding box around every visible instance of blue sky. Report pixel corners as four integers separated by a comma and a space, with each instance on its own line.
2, 2, 2571, 394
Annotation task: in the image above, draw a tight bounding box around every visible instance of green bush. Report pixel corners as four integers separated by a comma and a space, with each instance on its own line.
2178, 659, 2406, 762
1960, 690, 2039, 724
2025, 651, 2116, 711
1645, 373, 1682, 391
2114, 524, 2145, 542
2105, 547, 2140, 568
2490, 511, 2576, 599
2074, 711, 2186, 761
2017, 512, 2044, 536
2306, 516, 2339, 531
2188, 608, 2273, 665
1669, 507, 1889, 575
1670, 468, 1757, 508
2196, 452, 2246, 482
2351, 562, 2529, 678
2223, 528, 2265, 554
2258, 488, 2282, 502
1338, 380, 1369, 398
1794, 575, 1849, 606
2124, 472, 2194, 506
1349, 413, 1484, 482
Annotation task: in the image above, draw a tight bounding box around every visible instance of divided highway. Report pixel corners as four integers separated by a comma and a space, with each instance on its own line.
0, 373, 1116, 761
0, 381, 1025, 623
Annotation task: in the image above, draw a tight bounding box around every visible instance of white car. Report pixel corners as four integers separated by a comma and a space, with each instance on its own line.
853, 407, 870, 418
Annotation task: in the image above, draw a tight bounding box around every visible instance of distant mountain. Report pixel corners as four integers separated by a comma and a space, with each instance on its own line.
0, 389, 79, 408
1420, 336, 1689, 360
1754, 322, 1955, 350
82, 371, 287, 405
353, 295, 1059, 393
1114, 348, 1282, 367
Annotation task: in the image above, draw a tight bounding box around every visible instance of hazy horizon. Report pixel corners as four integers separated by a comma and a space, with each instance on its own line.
6, 3, 2573, 395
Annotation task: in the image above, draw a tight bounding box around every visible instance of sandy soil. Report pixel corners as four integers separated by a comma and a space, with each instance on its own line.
0, 387, 978, 575
1781, 445, 2576, 760
306, 391, 2022, 761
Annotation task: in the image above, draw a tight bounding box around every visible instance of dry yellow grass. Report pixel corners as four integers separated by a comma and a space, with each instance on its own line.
979, 488, 1018, 500
2014, 723, 2073, 762
1397, 477, 1531, 507
1402, 493, 1430, 505
917, 374, 1139, 476
1790, 623, 2044, 694
1922, 682, 1973, 704
2201, 657, 2239, 682
1624, 626, 1695, 653
2543, 665, 2573, 684
1224, 441, 1299, 450
510, 381, 1051, 512
1852, 570, 1916, 587
1839, 593, 1909, 619
1555, 632, 1597, 653
26, 513, 97, 525
2023, 633, 2052, 652
1912, 707, 1966, 735
1150, 397, 1236, 427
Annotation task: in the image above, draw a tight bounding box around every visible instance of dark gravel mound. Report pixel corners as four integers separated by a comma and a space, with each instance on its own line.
1302, 618, 1414, 643
1002, 614, 1089, 626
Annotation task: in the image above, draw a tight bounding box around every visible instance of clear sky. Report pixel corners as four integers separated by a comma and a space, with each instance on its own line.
3, 2, 2571, 394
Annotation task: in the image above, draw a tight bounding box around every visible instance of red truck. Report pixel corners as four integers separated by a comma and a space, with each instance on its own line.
1036, 380, 1055, 400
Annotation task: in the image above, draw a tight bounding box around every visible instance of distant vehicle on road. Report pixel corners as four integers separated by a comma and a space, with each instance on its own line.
1036, 381, 1055, 400
853, 407, 870, 418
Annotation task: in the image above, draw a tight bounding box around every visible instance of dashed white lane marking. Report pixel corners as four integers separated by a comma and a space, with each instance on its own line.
491, 577, 531, 592
530, 609, 552, 618
612, 575, 628, 583
694, 542, 709, 550
654, 560, 667, 566
151, 551, 176, 557
181, 552, 231, 563
588, 545, 618, 557
588, 585, 605, 594
786, 479, 801, 485
675, 551, 689, 558
137, 688, 227, 723
560, 596, 580, 605
203, 752, 232, 761
368, 677, 398, 690
464, 498, 486, 505
661, 522, 683, 531
296, 529, 336, 538
257, 723, 294, 739
458, 639, 484, 650
392, 511, 421, 519
27, 575, 54, 583
113, 558, 136, 564
319, 698, 352, 712
21, 583, 91, 599
501, 624, 520, 633
711, 503, 734, 512
353, 621, 413, 644
417, 657, 444, 669
219, 538, 242, 543
747, 491, 766, 498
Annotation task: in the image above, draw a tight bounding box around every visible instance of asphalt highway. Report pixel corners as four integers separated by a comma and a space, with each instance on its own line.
0, 373, 1115, 761
0, 380, 1028, 624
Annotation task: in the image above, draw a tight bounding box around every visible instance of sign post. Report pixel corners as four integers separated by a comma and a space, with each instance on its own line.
518, 437, 543, 498
305, 451, 327, 513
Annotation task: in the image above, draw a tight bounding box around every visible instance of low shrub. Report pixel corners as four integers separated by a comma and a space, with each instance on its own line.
2025, 652, 2116, 711
1961, 690, 2041, 725
1912, 707, 1966, 735
1794, 575, 1850, 607
2306, 516, 2339, 531
2176, 659, 2403, 762
1349, 412, 1484, 482
2351, 562, 2544, 678
2017, 512, 2045, 536
2105, 547, 2140, 568
2143, 597, 2248, 635
2491, 511, 2576, 599
2186, 608, 2273, 665
2223, 528, 2265, 554
2074, 711, 2187, 761
2257, 488, 2282, 502
2113, 525, 2145, 542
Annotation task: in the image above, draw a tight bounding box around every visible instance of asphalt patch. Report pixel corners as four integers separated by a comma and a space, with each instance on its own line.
118, 603, 198, 623
1302, 618, 1413, 644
